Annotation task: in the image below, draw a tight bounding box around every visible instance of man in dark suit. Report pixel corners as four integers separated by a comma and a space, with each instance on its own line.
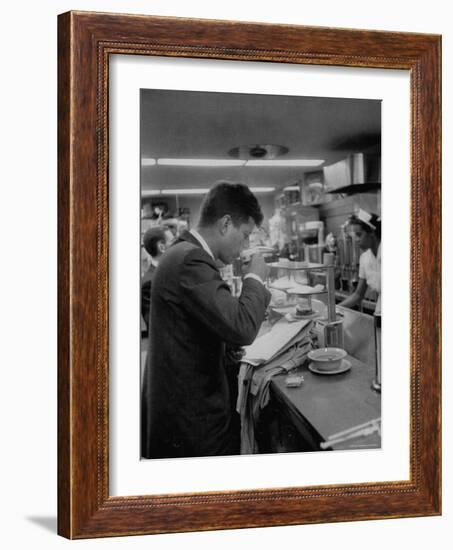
141, 226, 173, 332
141, 182, 271, 459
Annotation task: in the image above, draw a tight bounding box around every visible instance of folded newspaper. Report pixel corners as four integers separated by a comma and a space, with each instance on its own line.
242, 318, 311, 366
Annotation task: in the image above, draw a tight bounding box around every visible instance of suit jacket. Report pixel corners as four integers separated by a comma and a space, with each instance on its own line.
141, 262, 156, 329
141, 230, 271, 459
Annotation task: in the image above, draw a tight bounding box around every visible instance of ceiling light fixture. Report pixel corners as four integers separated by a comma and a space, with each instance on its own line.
250, 187, 276, 193
283, 186, 301, 191
143, 158, 324, 167
157, 159, 245, 167
160, 188, 210, 195
246, 159, 324, 167
142, 187, 276, 196
228, 144, 289, 160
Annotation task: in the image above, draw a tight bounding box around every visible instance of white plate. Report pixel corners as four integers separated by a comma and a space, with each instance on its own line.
270, 304, 295, 313
308, 359, 352, 375
270, 307, 321, 323
286, 284, 325, 296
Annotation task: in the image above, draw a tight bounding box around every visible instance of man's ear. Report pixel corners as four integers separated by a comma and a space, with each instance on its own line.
158, 241, 166, 254
219, 215, 232, 235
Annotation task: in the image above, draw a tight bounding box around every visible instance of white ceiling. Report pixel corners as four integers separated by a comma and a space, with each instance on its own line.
140, 89, 381, 192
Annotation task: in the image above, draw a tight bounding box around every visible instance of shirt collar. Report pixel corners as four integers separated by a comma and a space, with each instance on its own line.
150, 257, 159, 268
189, 228, 215, 260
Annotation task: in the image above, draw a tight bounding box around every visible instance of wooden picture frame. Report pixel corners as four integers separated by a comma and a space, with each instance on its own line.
58, 11, 441, 539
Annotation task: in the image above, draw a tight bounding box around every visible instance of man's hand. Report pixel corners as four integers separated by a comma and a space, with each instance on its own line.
246, 253, 270, 281
225, 345, 246, 365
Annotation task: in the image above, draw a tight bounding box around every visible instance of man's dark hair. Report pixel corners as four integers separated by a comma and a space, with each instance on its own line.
143, 226, 166, 257
198, 182, 263, 228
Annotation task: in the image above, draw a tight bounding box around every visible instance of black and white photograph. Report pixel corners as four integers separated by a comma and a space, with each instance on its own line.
139, 89, 382, 460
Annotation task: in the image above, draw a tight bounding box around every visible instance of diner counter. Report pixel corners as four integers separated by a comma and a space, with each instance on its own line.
270, 354, 380, 450
255, 303, 381, 452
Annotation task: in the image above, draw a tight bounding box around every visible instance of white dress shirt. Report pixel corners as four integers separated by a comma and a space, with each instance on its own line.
189, 228, 215, 260
359, 243, 381, 314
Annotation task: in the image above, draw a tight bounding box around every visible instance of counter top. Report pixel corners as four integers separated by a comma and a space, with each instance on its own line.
271, 354, 381, 450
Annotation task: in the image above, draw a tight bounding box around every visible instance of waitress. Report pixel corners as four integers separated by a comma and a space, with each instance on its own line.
338, 209, 381, 314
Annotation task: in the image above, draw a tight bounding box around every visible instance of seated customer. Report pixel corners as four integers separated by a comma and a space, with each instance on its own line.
141, 226, 173, 331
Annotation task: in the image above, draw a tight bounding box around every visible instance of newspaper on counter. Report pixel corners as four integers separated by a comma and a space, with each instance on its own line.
243, 318, 311, 366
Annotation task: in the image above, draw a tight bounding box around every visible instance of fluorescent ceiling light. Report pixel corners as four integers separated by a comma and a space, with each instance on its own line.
250, 187, 275, 193
157, 159, 245, 167
246, 159, 324, 167
143, 187, 276, 196
146, 158, 323, 167
283, 186, 300, 191
160, 188, 210, 195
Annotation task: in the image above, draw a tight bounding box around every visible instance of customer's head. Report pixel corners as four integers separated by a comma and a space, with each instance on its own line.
143, 226, 173, 259
198, 182, 263, 264
347, 210, 381, 251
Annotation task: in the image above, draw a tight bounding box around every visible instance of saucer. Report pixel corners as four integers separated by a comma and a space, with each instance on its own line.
308, 359, 352, 375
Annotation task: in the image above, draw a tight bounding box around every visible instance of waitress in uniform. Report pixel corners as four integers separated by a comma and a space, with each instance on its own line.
338, 208, 381, 314
339, 209, 381, 390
